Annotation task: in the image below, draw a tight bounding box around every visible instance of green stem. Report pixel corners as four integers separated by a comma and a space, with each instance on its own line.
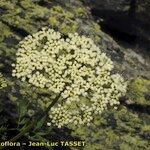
0, 91, 63, 150
46, 92, 62, 114
10, 120, 36, 142
0, 122, 36, 150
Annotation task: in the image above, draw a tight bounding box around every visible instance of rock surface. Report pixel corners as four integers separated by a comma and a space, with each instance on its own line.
0, 0, 150, 149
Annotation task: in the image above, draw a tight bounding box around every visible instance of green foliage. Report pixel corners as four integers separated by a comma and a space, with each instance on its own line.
127, 78, 150, 105
74, 7, 87, 17
0, 73, 7, 90
60, 22, 78, 34
48, 5, 79, 34
48, 17, 59, 27
0, 22, 12, 42
0, 126, 7, 141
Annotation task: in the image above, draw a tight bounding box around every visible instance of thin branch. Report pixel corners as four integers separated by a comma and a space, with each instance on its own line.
0, 88, 66, 150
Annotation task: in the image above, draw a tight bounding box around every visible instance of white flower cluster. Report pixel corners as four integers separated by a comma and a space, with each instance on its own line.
12, 28, 127, 128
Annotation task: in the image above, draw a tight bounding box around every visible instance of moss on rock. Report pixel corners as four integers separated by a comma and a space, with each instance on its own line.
0, 73, 7, 90
0, 22, 12, 42
71, 106, 150, 150
127, 78, 150, 105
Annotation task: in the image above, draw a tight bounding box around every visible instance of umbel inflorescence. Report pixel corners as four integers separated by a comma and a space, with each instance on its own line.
12, 28, 127, 128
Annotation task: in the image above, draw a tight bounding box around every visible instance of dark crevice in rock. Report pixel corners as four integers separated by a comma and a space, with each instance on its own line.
141, 133, 150, 140
91, 9, 138, 43
120, 98, 150, 115
18, 11, 26, 19
126, 104, 150, 114
1, 20, 29, 38
100, 22, 137, 44
36, 0, 53, 8
0, 7, 7, 14
0, 95, 18, 125
0, 58, 16, 81
16, 1, 27, 10
144, 93, 150, 101
0, 58, 13, 74
91, 8, 150, 52
4, 37, 19, 47
32, 16, 48, 22
106, 114, 117, 129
